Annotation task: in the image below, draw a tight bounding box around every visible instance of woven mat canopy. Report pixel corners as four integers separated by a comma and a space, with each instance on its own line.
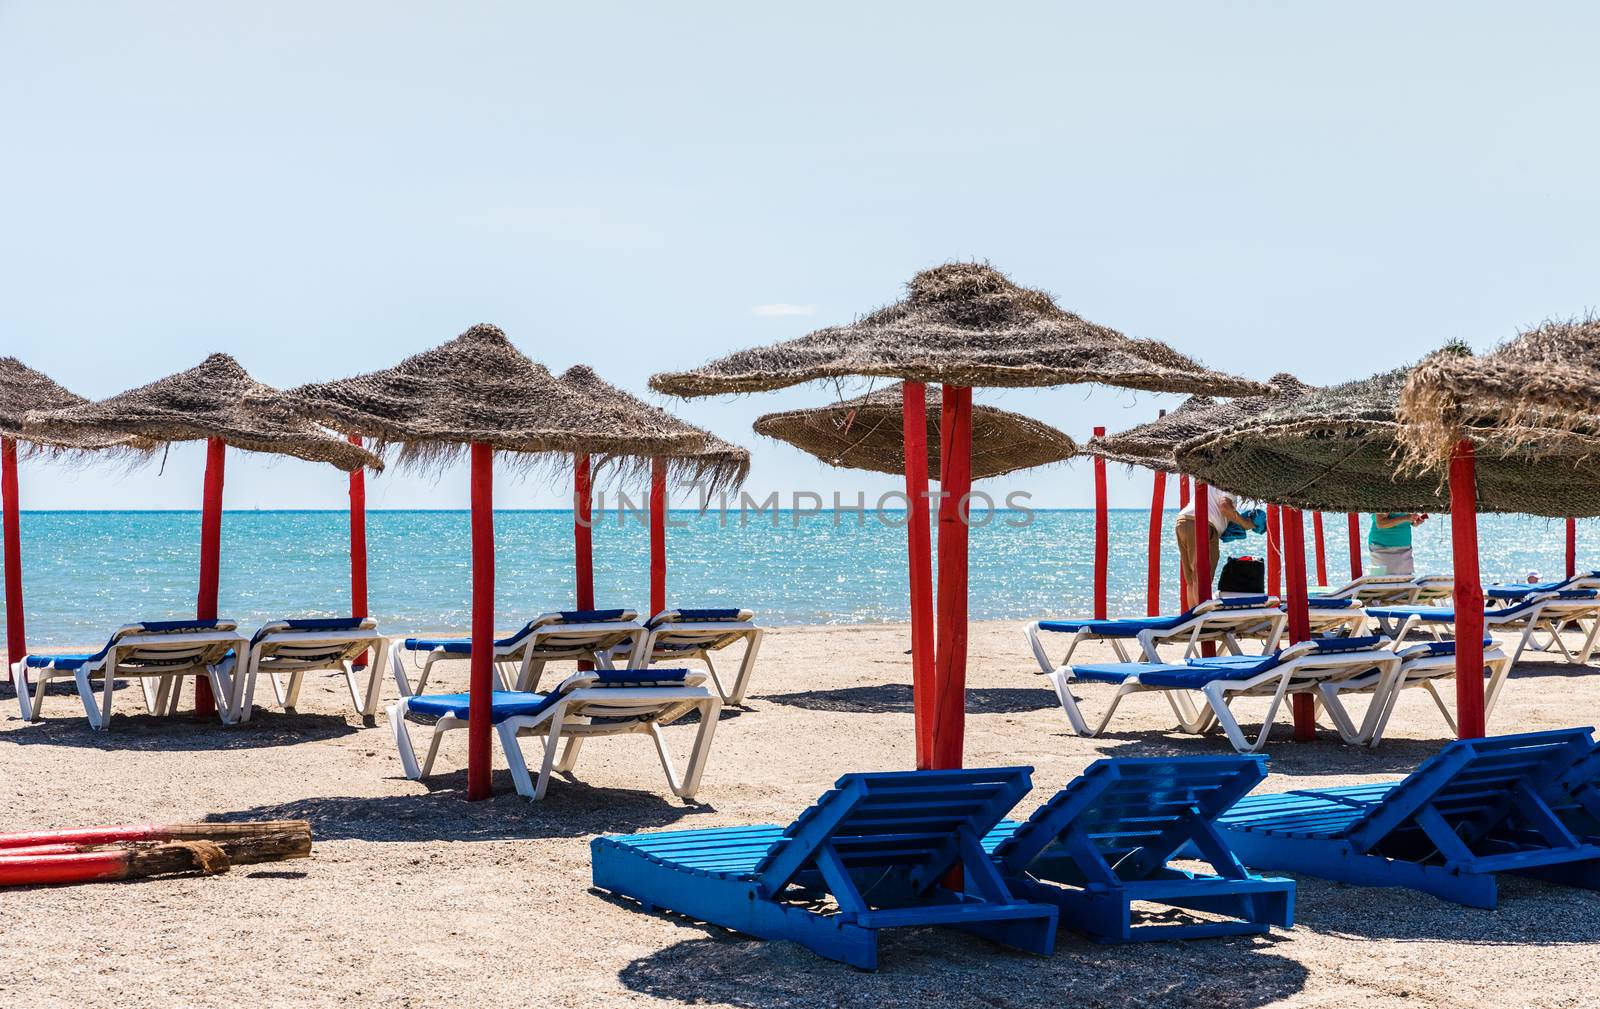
753, 382, 1076, 480
557, 365, 750, 492
1400, 318, 1600, 467
651, 263, 1270, 398
1173, 353, 1600, 517
1087, 373, 1311, 472
0, 357, 143, 455
258, 324, 711, 471
23, 354, 380, 472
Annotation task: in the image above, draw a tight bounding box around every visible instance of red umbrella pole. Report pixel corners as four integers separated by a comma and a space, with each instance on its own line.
649, 458, 667, 618
467, 442, 495, 801
348, 435, 369, 668
1311, 511, 1328, 588
193, 437, 226, 717
1566, 517, 1577, 580
1093, 426, 1108, 620
1178, 475, 1192, 606
1193, 483, 1211, 605
2, 439, 24, 675
901, 383, 936, 769
1281, 507, 1315, 739
1347, 512, 1363, 579
1450, 441, 1485, 739
574, 454, 595, 671
931, 385, 972, 770
1265, 504, 1282, 598
1146, 469, 1167, 617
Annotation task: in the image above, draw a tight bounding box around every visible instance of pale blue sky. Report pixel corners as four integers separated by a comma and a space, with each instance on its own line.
3, 2, 1597, 510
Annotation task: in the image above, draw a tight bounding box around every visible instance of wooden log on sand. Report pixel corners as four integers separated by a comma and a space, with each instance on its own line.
0, 821, 312, 887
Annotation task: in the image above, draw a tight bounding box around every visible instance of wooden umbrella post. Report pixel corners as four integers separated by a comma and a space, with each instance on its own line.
649, 458, 667, 618
1146, 469, 1167, 617
1346, 512, 1362, 579
1282, 507, 1315, 740
1567, 517, 1578, 580
347, 435, 369, 669
901, 383, 936, 769
467, 443, 495, 800
932, 385, 972, 771
2, 438, 25, 676
575, 453, 595, 671
1093, 426, 1108, 620
1265, 504, 1282, 598
1311, 511, 1328, 589
193, 437, 226, 717
1450, 440, 1486, 740
1178, 476, 1192, 606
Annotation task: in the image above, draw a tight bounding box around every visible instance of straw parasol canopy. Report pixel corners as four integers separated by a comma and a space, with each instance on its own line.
23, 354, 380, 472
0, 357, 147, 455
650, 262, 1271, 398
1086, 373, 1312, 472
557, 365, 750, 492
256, 324, 712, 470
753, 382, 1077, 480
1399, 317, 1600, 466
1172, 349, 1600, 517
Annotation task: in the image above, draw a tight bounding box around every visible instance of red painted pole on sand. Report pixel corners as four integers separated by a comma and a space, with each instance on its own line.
1146, 469, 1167, 617
1282, 507, 1315, 740
348, 435, 369, 668
1093, 426, 1108, 620
575, 454, 595, 671
467, 442, 495, 800
1311, 511, 1328, 589
1178, 476, 1192, 606
1193, 483, 1211, 606
1347, 512, 1363, 580
1566, 517, 1578, 580
1265, 503, 1282, 598
1450, 441, 1485, 740
931, 385, 972, 771
2, 439, 25, 674
649, 458, 668, 617
194, 437, 226, 717
901, 383, 936, 769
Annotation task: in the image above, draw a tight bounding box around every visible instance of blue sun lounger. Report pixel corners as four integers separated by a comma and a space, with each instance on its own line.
391, 608, 645, 697
1216, 728, 1600, 908
983, 756, 1293, 942
591, 766, 1059, 969
1026, 595, 1286, 670
1486, 571, 1600, 602
1368, 589, 1600, 665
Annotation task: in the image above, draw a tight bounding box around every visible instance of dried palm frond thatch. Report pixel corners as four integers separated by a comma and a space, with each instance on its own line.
1086, 373, 1312, 472
651, 262, 1270, 398
23, 354, 381, 472
0, 357, 149, 457
753, 382, 1076, 480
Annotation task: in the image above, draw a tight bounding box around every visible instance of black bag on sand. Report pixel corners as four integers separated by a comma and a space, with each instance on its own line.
1218, 556, 1266, 594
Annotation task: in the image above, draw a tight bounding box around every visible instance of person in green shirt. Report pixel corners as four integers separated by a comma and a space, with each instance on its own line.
1369, 512, 1428, 577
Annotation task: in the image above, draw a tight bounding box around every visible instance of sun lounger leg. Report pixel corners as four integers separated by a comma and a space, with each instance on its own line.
389, 700, 426, 779
390, 647, 414, 697
722, 630, 764, 706
1509, 622, 1536, 665
1577, 618, 1600, 666
358, 638, 389, 721
1204, 674, 1293, 753
1045, 669, 1092, 735
12, 660, 39, 721
75, 667, 110, 731
657, 697, 721, 799
1164, 690, 1216, 734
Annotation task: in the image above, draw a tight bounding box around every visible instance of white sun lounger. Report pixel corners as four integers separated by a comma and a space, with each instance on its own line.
1318, 638, 1513, 744
10, 619, 247, 730
1027, 596, 1287, 673
1314, 574, 1452, 605
1237, 597, 1369, 643
1368, 589, 1600, 665
233, 617, 391, 724
1059, 636, 1402, 752
389, 667, 721, 800
627, 608, 765, 705
391, 608, 645, 698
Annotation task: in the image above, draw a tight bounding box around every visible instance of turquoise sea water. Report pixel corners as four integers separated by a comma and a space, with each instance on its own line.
1, 510, 1590, 648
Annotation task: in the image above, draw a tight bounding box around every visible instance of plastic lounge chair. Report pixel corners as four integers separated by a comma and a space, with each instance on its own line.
590, 766, 1059, 970
1061, 636, 1402, 752
390, 667, 719, 800
1367, 589, 1600, 664
1486, 571, 1600, 603
1311, 574, 1417, 604
1237, 597, 1369, 643
1317, 638, 1512, 743
629, 608, 765, 705
10, 619, 246, 730
983, 755, 1294, 941
1216, 728, 1600, 908
391, 608, 644, 698
1026, 595, 1286, 672
234, 617, 391, 724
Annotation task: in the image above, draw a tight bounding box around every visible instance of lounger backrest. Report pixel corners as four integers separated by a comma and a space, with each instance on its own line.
1396, 637, 1493, 660
498, 609, 639, 648
1193, 595, 1276, 614
102, 619, 239, 667
1546, 740, 1600, 832
750, 766, 1034, 896
1343, 728, 1598, 856
992, 756, 1266, 882
646, 608, 753, 628
250, 616, 376, 647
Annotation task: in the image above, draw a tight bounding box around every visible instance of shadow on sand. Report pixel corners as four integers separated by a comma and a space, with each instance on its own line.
0, 700, 360, 751
765, 682, 1058, 716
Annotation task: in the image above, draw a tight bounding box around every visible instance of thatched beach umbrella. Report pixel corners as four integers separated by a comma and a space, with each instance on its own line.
556, 365, 749, 622
262, 325, 709, 800
654, 262, 1268, 770
23, 354, 381, 716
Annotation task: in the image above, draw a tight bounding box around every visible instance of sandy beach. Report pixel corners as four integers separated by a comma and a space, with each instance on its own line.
2, 620, 1597, 1009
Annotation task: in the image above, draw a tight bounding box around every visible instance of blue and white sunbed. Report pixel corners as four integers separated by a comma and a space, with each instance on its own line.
1026, 595, 1286, 671
983, 756, 1294, 942
391, 608, 644, 698
625, 608, 765, 705
234, 617, 391, 724
11, 619, 247, 730
390, 667, 720, 801
1217, 728, 1600, 908
1317, 638, 1512, 744
591, 766, 1059, 969
1367, 589, 1600, 665
1485, 571, 1600, 602
1058, 636, 1402, 752
1236, 597, 1369, 644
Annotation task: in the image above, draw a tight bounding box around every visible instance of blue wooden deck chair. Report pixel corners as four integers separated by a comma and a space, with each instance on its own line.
1215, 728, 1600, 908
591, 766, 1059, 969
983, 756, 1293, 942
